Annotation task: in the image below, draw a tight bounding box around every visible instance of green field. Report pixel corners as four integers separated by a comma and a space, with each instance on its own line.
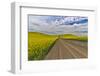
61, 34, 88, 41
28, 32, 88, 60
28, 32, 58, 60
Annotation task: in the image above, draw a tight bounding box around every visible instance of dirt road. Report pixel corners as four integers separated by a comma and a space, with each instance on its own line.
44, 38, 88, 60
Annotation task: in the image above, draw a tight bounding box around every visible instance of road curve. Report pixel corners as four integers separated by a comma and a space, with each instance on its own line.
44, 38, 88, 60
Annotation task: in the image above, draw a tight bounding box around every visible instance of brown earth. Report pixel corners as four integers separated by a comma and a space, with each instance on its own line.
44, 38, 88, 60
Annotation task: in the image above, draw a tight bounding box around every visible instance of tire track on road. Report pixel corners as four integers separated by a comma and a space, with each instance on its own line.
44, 38, 88, 60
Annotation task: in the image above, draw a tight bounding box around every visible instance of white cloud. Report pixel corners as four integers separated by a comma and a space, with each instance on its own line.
28, 16, 88, 36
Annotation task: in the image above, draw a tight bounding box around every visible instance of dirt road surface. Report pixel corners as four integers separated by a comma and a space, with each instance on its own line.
44, 38, 88, 60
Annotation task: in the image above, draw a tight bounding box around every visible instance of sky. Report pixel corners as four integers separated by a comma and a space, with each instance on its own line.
28, 15, 88, 36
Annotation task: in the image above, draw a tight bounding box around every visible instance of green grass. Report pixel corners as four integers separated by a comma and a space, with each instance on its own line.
76, 36, 88, 41
61, 34, 88, 41
28, 32, 58, 60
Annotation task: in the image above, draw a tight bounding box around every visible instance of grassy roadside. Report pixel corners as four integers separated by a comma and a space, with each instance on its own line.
28, 32, 58, 60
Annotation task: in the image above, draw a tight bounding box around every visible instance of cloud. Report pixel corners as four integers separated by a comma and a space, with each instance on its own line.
28, 15, 88, 35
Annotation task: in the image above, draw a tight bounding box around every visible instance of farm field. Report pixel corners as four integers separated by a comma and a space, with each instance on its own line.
28, 32, 58, 60
61, 34, 88, 41
28, 32, 88, 60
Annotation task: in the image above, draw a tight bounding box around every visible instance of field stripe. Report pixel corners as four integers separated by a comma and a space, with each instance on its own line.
61, 39, 87, 57
44, 38, 88, 59
59, 39, 78, 58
